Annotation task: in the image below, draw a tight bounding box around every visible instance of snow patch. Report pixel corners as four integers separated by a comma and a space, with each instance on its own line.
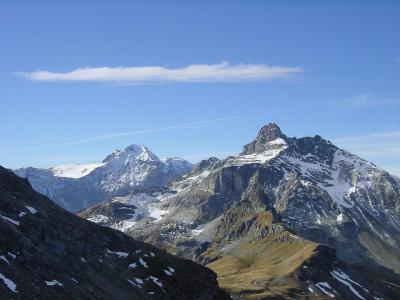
134, 278, 144, 284
147, 275, 163, 288
331, 269, 368, 299
51, 163, 104, 178
87, 214, 109, 224
45, 280, 63, 286
137, 146, 156, 162
316, 215, 322, 225
337, 213, 343, 222
164, 266, 175, 276
71, 277, 79, 283
149, 207, 169, 222
226, 147, 287, 167
139, 257, 148, 268
0, 273, 17, 292
1, 215, 19, 226
192, 228, 205, 235
128, 279, 142, 288
0, 256, 10, 265
111, 219, 137, 231
106, 249, 129, 258
25, 206, 37, 214
315, 282, 335, 298
268, 138, 287, 145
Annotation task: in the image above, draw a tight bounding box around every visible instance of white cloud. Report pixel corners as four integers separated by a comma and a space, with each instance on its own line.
17, 61, 303, 83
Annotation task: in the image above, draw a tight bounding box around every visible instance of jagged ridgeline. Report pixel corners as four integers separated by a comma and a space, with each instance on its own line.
80, 123, 400, 299
0, 167, 229, 300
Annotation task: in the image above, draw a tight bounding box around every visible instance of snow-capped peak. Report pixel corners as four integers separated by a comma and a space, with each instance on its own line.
14, 144, 193, 211
103, 144, 161, 164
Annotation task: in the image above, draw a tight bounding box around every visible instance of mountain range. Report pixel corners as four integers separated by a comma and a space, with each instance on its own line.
14, 145, 192, 212
78, 123, 400, 299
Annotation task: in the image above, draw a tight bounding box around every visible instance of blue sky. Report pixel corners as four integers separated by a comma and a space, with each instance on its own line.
1, 1, 400, 175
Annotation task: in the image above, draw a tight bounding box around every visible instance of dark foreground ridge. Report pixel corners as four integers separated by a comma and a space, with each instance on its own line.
0, 166, 229, 300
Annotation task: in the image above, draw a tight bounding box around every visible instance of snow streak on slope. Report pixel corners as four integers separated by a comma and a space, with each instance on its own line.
277, 149, 382, 208
225, 138, 288, 167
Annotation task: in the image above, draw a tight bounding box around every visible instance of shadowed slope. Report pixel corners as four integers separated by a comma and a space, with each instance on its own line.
0, 166, 228, 300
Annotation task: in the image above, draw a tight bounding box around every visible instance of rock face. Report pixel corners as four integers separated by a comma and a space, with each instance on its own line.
0, 166, 229, 300
80, 123, 400, 299
14, 145, 192, 211
241, 122, 288, 154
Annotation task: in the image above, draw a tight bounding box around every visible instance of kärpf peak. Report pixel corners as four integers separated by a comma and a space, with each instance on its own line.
241, 122, 288, 155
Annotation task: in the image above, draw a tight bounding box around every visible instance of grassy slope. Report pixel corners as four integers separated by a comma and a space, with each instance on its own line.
201, 207, 320, 299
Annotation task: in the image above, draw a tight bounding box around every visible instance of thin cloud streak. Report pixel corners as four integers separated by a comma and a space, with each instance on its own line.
338, 94, 400, 108
0, 134, 90, 146
1, 115, 254, 153
17, 61, 303, 83
334, 130, 400, 142
332, 130, 400, 175
332, 131, 400, 168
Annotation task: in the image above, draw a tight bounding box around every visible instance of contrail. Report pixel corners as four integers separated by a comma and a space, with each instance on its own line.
0, 134, 90, 146
1, 115, 255, 153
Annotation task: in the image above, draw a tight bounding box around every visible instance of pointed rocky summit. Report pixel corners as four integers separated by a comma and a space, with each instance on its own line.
241, 123, 288, 155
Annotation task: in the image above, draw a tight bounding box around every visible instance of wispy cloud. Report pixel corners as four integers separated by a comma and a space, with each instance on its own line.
16, 61, 303, 84
334, 130, 400, 157
0, 115, 254, 153
341, 94, 400, 107
0, 135, 89, 146
333, 130, 400, 175
334, 130, 400, 141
